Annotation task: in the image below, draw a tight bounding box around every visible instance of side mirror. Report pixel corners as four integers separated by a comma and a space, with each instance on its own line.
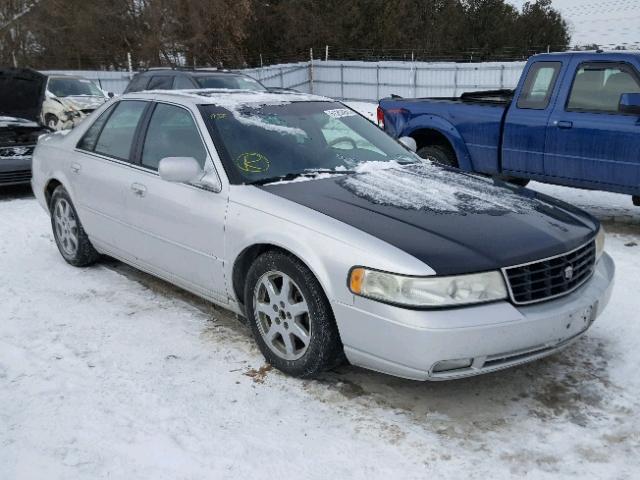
619, 93, 640, 115
158, 157, 202, 183
107, 92, 115, 98
399, 136, 417, 152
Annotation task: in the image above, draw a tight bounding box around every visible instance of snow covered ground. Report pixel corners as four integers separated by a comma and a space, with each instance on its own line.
1, 182, 640, 479
1, 159, 640, 477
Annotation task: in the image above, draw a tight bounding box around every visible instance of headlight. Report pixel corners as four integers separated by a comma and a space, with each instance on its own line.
595, 226, 605, 261
348, 267, 508, 308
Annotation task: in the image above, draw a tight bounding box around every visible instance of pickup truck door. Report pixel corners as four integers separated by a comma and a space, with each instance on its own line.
545, 61, 640, 191
501, 61, 563, 176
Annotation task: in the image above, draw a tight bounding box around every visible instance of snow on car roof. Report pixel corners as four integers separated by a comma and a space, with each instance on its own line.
128, 89, 335, 137
127, 88, 332, 107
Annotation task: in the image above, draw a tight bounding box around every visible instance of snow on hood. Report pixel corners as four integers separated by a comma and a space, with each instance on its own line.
340, 162, 538, 214
0, 116, 40, 128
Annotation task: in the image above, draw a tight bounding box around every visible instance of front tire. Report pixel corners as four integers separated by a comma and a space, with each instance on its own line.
50, 185, 100, 267
45, 114, 59, 131
244, 251, 343, 378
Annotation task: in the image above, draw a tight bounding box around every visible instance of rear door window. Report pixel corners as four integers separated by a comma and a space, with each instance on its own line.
567, 63, 640, 113
517, 62, 562, 110
147, 76, 174, 90
141, 103, 207, 171
94, 101, 148, 161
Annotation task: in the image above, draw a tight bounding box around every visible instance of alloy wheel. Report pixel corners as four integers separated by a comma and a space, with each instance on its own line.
253, 270, 312, 361
53, 198, 79, 256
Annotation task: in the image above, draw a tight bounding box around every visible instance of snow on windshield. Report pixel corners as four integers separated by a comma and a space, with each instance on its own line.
341, 162, 538, 214
192, 90, 329, 137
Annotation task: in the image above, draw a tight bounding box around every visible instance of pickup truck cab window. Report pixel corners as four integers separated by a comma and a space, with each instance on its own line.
141, 103, 207, 170
516, 61, 561, 110
567, 62, 640, 113
94, 100, 148, 161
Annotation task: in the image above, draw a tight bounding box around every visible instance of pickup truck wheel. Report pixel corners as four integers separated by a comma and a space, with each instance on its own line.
501, 176, 530, 187
417, 145, 458, 168
50, 185, 100, 267
244, 251, 343, 378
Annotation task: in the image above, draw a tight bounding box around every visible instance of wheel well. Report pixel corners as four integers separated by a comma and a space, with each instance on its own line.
411, 129, 455, 154
232, 244, 312, 311
44, 179, 62, 210
232, 244, 282, 309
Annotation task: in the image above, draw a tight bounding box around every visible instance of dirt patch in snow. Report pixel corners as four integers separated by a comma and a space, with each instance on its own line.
244, 364, 273, 383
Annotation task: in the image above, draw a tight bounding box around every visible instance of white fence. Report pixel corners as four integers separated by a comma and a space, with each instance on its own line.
45, 60, 527, 100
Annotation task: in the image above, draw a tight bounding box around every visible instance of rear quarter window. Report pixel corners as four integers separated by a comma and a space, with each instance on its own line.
125, 74, 149, 93
517, 62, 562, 110
147, 76, 174, 90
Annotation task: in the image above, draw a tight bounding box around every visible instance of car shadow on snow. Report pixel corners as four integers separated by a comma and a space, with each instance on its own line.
0, 184, 33, 202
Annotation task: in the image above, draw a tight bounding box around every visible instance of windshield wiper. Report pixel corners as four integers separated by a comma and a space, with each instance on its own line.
249, 169, 355, 186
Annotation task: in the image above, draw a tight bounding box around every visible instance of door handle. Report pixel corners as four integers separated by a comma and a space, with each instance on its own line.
555, 120, 573, 129
70, 163, 81, 174
131, 183, 147, 197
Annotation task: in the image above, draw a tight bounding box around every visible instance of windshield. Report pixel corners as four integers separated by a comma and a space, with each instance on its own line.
201, 101, 417, 184
195, 75, 266, 91
48, 77, 104, 97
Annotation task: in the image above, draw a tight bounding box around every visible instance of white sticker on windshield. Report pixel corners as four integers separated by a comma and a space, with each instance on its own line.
324, 108, 356, 119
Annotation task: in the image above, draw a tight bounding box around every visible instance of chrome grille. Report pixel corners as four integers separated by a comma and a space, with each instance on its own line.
504, 241, 596, 305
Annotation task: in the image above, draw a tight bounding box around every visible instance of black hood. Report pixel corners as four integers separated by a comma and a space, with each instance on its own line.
260, 164, 598, 275
0, 68, 47, 124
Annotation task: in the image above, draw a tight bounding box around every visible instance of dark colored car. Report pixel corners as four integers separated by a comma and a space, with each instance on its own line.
123, 68, 268, 93
0, 69, 51, 186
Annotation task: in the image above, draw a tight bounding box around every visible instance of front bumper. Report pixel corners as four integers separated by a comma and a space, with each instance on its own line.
0, 153, 32, 186
334, 253, 615, 381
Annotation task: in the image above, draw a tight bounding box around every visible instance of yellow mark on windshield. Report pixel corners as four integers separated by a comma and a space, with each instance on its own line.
236, 152, 270, 173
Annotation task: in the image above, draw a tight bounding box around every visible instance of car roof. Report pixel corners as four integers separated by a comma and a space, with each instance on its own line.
137, 69, 248, 77
120, 89, 332, 107
530, 50, 640, 61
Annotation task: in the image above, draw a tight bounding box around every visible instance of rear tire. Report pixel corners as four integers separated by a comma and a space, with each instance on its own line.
244, 250, 343, 378
50, 185, 100, 267
417, 144, 458, 168
633, 196, 640, 207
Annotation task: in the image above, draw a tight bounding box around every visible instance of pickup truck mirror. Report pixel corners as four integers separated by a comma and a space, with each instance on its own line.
619, 93, 640, 115
158, 157, 203, 183
399, 136, 417, 152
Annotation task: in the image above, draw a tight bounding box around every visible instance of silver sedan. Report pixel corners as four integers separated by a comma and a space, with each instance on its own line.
31, 90, 614, 380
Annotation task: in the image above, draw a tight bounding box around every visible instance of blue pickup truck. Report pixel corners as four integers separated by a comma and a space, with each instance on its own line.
378, 51, 640, 205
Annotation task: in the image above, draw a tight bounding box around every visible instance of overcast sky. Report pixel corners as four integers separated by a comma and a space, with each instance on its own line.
508, 0, 640, 47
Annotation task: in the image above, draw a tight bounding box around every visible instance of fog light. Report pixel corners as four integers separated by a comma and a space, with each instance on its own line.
432, 358, 473, 373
